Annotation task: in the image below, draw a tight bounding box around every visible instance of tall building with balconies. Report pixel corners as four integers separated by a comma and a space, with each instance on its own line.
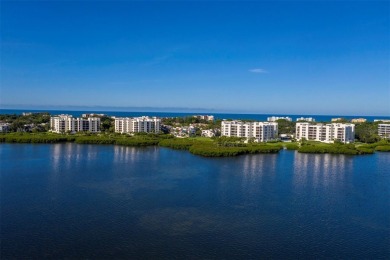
50, 115, 100, 133
378, 124, 390, 139
296, 122, 355, 143
114, 116, 161, 134
221, 120, 278, 142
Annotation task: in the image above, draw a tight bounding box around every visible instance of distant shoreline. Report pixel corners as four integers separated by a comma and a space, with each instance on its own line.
1, 109, 389, 122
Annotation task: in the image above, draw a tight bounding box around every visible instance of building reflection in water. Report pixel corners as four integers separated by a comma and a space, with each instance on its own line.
114, 145, 159, 163
112, 145, 159, 176
48, 144, 160, 199
293, 153, 354, 191
239, 154, 278, 195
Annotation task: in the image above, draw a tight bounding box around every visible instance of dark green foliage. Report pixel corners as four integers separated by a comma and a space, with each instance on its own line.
298, 142, 374, 155
115, 139, 159, 146
100, 116, 114, 132
0, 113, 51, 132
276, 119, 296, 135
0, 133, 73, 143
189, 143, 281, 157
158, 138, 196, 150
375, 145, 390, 152
1, 132, 387, 156
158, 137, 281, 157
74, 136, 115, 144
0, 132, 172, 147
357, 140, 390, 151
215, 136, 246, 147
162, 116, 209, 126
355, 122, 381, 143
285, 143, 299, 150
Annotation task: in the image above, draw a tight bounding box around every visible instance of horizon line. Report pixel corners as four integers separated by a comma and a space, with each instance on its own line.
0, 104, 389, 118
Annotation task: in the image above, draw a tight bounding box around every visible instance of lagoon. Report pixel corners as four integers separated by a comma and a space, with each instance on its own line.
1, 143, 389, 258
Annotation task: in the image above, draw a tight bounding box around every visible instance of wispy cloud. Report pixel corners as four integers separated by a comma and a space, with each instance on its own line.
249, 68, 268, 74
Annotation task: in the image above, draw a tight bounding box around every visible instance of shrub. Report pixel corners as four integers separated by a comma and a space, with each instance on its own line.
158, 139, 196, 150
375, 145, 390, 152
285, 143, 299, 150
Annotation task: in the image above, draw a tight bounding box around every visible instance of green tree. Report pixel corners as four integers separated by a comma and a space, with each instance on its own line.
355, 122, 381, 143
276, 119, 296, 135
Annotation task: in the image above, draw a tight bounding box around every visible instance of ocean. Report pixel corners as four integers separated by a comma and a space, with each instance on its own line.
1, 109, 389, 122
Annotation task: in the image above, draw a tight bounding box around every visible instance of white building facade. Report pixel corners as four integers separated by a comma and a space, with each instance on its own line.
201, 129, 215, 138
114, 116, 161, 134
0, 123, 10, 132
193, 115, 214, 121
296, 122, 355, 143
296, 117, 315, 122
50, 115, 100, 133
267, 116, 292, 122
378, 124, 390, 139
221, 121, 278, 142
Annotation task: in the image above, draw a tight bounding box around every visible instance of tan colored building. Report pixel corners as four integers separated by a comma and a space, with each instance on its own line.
351, 118, 367, 123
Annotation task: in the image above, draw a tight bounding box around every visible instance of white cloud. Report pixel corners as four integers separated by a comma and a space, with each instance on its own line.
249, 68, 268, 73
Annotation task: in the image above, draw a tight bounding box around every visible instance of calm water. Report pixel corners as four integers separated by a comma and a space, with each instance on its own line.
1, 109, 390, 122
1, 144, 389, 259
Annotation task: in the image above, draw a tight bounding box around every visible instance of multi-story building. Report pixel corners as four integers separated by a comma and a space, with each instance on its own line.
351, 118, 367, 123
296, 117, 315, 122
82, 113, 106, 118
114, 116, 161, 134
331, 118, 345, 122
267, 116, 292, 122
193, 115, 214, 121
221, 121, 278, 142
201, 129, 215, 138
374, 119, 390, 123
0, 123, 10, 132
378, 124, 390, 139
50, 115, 100, 133
296, 122, 355, 143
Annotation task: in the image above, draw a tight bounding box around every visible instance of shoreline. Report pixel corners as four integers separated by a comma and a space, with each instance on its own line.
1, 133, 389, 157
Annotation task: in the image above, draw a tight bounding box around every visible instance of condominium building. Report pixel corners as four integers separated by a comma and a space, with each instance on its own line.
0, 123, 10, 132
114, 116, 161, 134
331, 118, 344, 122
351, 118, 367, 123
296, 117, 315, 122
267, 116, 292, 122
378, 124, 390, 139
201, 129, 215, 138
296, 122, 355, 143
221, 120, 278, 142
50, 114, 100, 133
193, 115, 215, 121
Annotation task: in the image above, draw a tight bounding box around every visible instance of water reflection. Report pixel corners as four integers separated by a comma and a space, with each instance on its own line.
293, 153, 354, 190
2, 144, 389, 259
240, 154, 277, 192
112, 145, 159, 165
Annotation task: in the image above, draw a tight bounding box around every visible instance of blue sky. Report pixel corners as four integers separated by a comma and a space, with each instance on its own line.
1, 1, 389, 115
